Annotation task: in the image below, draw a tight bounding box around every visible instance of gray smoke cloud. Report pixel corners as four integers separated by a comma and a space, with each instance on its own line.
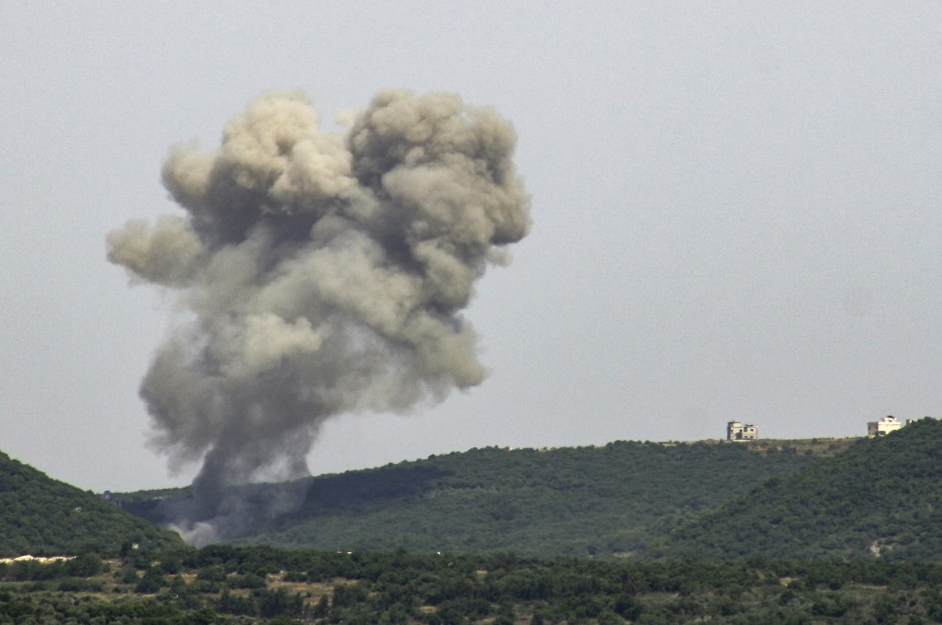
107, 90, 530, 530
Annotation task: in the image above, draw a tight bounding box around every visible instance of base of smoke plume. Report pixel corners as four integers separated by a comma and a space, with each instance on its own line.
159, 479, 310, 545
168, 521, 220, 548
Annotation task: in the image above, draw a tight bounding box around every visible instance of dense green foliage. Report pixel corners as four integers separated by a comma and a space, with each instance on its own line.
119, 440, 827, 558
5, 545, 942, 623
0, 451, 183, 557
665, 417, 942, 560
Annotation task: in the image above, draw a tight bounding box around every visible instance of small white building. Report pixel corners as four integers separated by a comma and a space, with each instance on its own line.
727, 421, 757, 442
867, 415, 912, 438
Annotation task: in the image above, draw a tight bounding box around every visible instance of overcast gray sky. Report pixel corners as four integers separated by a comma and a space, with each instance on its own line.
2, 2, 941, 492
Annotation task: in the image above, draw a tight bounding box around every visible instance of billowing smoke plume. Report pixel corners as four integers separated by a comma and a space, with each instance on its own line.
108, 90, 530, 532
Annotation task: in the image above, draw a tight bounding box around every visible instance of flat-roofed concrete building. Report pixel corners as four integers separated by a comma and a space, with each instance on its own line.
727, 421, 757, 442
867, 415, 909, 438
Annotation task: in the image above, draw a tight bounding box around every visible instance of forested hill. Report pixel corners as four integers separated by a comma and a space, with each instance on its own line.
119, 438, 849, 558
663, 417, 942, 560
0, 451, 182, 557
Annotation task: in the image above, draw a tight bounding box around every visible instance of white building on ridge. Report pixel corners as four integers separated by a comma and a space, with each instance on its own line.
727, 421, 757, 442
867, 415, 913, 438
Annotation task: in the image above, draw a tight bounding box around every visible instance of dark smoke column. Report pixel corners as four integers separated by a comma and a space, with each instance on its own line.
107, 90, 530, 514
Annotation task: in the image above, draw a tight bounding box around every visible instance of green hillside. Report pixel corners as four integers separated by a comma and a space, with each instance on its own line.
120, 439, 844, 558
663, 417, 942, 560
0, 451, 182, 557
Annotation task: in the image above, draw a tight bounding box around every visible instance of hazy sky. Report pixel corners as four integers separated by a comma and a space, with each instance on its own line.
2, 2, 941, 492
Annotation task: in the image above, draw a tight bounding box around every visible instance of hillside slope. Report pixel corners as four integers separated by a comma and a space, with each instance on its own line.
664, 418, 942, 560
0, 451, 182, 557
120, 439, 843, 558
